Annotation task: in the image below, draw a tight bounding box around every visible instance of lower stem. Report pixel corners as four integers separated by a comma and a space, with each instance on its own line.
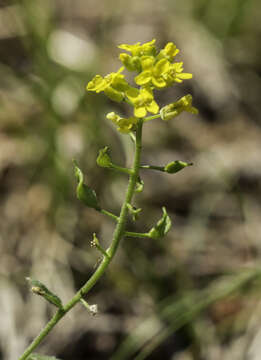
19, 119, 144, 360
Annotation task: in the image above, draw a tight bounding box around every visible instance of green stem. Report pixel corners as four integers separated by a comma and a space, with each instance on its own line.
95, 243, 110, 259
111, 163, 133, 175
143, 113, 161, 122
140, 164, 165, 172
18, 309, 65, 360
100, 209, 119, 221
125, 231, 151, 239
107, 119, 143, 258
19, 119, 144, 360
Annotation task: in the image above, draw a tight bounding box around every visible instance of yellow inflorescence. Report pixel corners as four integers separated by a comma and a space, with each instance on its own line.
86, 39, 197, 133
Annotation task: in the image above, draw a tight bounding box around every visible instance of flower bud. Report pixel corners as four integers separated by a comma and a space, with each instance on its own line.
119, 54, 141, 72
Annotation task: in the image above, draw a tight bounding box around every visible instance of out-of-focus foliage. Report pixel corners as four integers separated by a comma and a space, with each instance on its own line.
1, 0, 261, 359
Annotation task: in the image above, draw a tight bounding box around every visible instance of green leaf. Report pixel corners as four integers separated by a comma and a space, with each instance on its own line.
28, 354, 62, 360
164, 160, 193, 174
73, 161, 100, 210
26, 278, 63, 310
96, 146, 113, 168
148, 207, 172, 239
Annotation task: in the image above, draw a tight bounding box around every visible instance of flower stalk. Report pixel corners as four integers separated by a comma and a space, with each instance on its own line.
19, 39, 197, 359
19, 119, 144, 360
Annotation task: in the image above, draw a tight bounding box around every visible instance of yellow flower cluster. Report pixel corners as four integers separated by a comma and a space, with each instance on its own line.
86, 39, 196, 133
119, 40, 192, 89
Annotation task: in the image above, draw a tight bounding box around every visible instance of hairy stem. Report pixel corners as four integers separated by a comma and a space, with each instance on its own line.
19, 119, 144, 360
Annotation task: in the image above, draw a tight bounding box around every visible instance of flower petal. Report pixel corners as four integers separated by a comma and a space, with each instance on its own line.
154, 59, 170, 75
134, 106, 147, 118
152, 76, 166, 88
140, 56, 154, 70
126, 87, 140, 102
135, 71, 152, 86
146, 100, 159, 114
87, 75, 107, 92
177, 73, 193, 79
104, 87, 124, 102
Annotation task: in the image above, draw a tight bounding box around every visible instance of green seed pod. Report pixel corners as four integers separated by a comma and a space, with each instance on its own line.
96, 147, 113, 168
74, 161, 100, 210
164, 161, 193, 174
26, 278, 63, 309
148, 207, 172, 239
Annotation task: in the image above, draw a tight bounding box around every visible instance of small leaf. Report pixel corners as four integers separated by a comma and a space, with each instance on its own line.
96, 146, 113, 168
164, 160, 193, 174
26, 278, 63, 309
148, 207, 172, 239
73, 161, 100, 210
28, 354, 62, 360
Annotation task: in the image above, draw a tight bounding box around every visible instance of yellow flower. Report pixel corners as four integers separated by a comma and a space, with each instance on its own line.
86, 75, 107, 93
119, 53, 142, 72
135, 57, 170, 89
160, 94, 198, 121
126, 87, 159, 118
118, 39, 156, 57
164, 62, 192, 85
118, 39, 157, 72
86, 67, 129, 102
134, 57, 192, 89
106, 112, 138, 133
157, 42, 180, 61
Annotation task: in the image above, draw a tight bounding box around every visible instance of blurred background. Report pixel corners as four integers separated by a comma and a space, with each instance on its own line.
1, 0, 261, 359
